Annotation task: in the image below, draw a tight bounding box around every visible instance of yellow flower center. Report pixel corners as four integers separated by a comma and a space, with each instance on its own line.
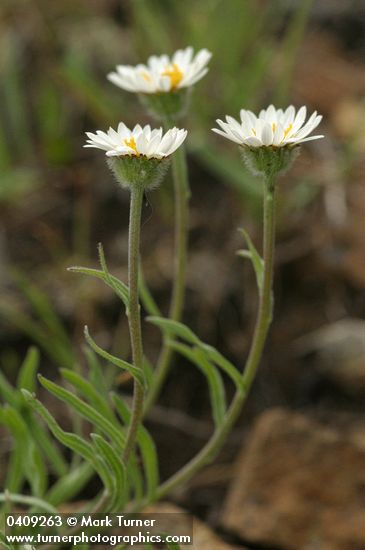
142, 71, 151, 82
272, 123, 276, 132
284, 123, 293, 138
124, 136, 139, 156
162, 63, 183, 89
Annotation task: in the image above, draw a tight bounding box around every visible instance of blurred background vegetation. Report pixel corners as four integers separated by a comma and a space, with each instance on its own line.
1, 0, 365, 532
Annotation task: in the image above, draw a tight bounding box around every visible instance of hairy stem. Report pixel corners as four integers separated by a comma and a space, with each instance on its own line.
144, 140, 190, 412
123, 184, 145, 463
152, 178, 276, 499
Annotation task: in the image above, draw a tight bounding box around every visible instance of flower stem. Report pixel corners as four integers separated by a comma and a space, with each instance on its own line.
144, 139, 190, 412
123, 184, 145, 463
152, 177, 276, 499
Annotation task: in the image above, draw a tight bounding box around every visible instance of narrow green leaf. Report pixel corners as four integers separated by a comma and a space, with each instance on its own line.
238, 228, 264, 292
47, 462, 93, 506
4, 448, 24, 494
22, 390, 94, 461
11, 270, 71, 348
37, 376, 125, 453
68, 243, 130, 309
147, 316, 244, 391
0, 492, 58, 513
199, 344, 245, 392
98, 243, 130, 306
139, 263, 161, 317
143, 356, 154, 390
25, 411, 68, 476
126, 454, 144, 504
112, 394, 159, 500
17, 347, 40, 392
0, 305, 75, 369
0, 531, 15, 550
84, 326, 145, 386
169, 343, 226, 427
60, 369, 117, 427
0, 406, 47, 497
91, 434, 126, 511
68, 265, 129, 306
147, 317, 200, 346
21, 390, 114, 500
0, 371, 20, 407
85, 347, 110, 403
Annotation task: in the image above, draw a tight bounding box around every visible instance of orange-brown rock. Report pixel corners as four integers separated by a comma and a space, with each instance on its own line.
223, 408, 365, 550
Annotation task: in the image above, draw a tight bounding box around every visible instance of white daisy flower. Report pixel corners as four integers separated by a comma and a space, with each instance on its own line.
107, 46, 212, 94
84, 123, 187, 159
212, 105, 324, 148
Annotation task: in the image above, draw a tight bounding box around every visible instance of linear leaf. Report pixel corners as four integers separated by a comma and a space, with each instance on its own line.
85, 347, 110, 403
238, 227, 264, 292
37, 376, 125, 453
126, 454, 144, 504
169, 343, 226, 426
0, 406, 47, 497
147, 317, 244, 391
199, 344, 245, 392
68, 243, 130, 309
11, 270, 71, 348
47, 462, 93, 506
143, 356, 154, 390
0, 371, 20, 407
147, 317, 200, 346
0, 492, 58, 513
112, 394, 159, 500
60, 369, 117, 427
84, 326, 145, 386
139, 263, 161, 317
22, 390, 95, 461
25, 410, 68, 476
91, 434, 126, 511
68, 265, 129, 306
98, 243, 129, 306
0, 531, 15, 550
17, 347, 40, 393
21, 390, 113, 499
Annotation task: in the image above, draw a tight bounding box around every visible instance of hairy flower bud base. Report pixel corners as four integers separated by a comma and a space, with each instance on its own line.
138, 89, 190, 121
108, 156, 170, 191
240, 145, 300, 181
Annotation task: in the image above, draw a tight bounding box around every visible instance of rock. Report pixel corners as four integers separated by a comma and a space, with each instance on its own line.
147, 502, 244, 549
222, 408, 365, 550
294, 318, 365, 394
